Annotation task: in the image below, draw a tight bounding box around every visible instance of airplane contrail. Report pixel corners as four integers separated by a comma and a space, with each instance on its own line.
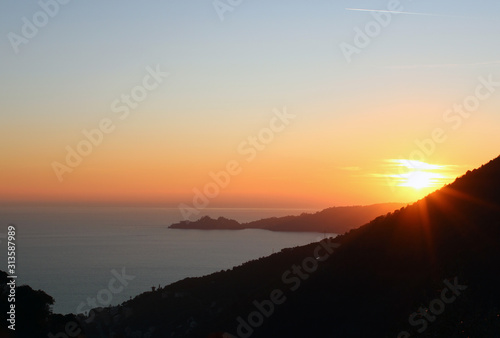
383, 60, 500, 70
345, 8, 474, 19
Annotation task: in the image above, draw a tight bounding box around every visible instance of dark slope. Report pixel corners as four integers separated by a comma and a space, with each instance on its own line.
0, 270, 84, 338
169, 203, 405, 233
84, 156, 500, 337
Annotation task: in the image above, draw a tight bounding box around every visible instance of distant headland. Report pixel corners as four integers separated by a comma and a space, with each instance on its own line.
169, 203, 406, 233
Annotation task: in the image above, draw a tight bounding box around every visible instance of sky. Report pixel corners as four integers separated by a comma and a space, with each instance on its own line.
1, 0, 499, 211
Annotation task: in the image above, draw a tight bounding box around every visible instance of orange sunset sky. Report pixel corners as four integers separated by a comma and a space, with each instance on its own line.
1, 1, 500, 209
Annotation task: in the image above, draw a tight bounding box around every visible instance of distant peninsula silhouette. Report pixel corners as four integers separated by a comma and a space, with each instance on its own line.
169, 203, 405, 233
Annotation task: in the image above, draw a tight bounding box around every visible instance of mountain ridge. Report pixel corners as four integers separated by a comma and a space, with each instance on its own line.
169, 203, 406, 233
99, 155, 500, 337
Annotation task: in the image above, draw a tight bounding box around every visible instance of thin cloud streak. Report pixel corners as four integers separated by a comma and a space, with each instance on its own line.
383, 60, 500, 70
345, 8, 476, 19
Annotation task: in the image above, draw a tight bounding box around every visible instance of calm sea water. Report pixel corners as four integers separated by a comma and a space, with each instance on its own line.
0, 206, 333, 314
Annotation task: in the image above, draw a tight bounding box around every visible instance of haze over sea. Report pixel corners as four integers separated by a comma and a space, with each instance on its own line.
0, 206, 334, 314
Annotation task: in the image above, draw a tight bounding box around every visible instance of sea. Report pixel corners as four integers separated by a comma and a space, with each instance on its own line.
0, 206, 335, 315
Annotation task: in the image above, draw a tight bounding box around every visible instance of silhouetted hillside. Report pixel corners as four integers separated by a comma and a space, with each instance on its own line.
169, 203, 405, 233
0, 270, 84, 338
81, 155, 500, 337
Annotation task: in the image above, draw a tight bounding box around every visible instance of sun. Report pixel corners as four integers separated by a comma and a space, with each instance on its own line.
388, 159, 449, 191
401, 170, 434, 190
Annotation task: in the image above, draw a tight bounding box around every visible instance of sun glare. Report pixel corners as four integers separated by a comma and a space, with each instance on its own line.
400, 170, 437, 190
387, 159, 450, 191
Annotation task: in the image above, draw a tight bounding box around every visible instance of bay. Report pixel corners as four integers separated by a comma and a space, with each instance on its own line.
0, 206, 334, 314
